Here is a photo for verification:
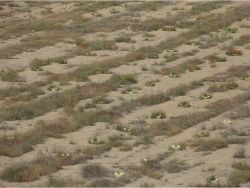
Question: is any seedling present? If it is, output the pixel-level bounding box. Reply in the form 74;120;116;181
59;153;70;158
225;27;237;33
151;111;166;119
88;136;104;145
148;54;159;59
7;136;15;140
114;171;125;178
31;67;43;71
121;87;136;94
186;41;198;46
129;61;137;66
207;175;219;183
169;144;185;151
116;125;131;132
48;85;60;92
141;157;161;169
200;93;212;100
167;49;178;53
223;119;232;125
197;131;210;137
169;72;178;78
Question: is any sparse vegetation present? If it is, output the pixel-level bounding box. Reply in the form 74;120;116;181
190;138;228;151
178;101;191;108
114;34;135;43
233;34;250;46
163;159;190;173
145;79;159;87
1;152;87;182
0;69;23;82
226;47;243;56
233;148;246;158
82;164;109;178
207;82;238;93
151;111;166;119
156;58;204;77
1;2;250;186
228;162;250;186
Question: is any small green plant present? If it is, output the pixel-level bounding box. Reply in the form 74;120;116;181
148;53;159;59
116;124;131;132
200;93;212;100
225;27;237;33
195;131;210;137
47;85;60;92
121;87;137;94
207;175;219;183
113;170;125;178
141;157;161;170
169;72;178;78
169;143;186;151
88;136;104;145
151;111;166;119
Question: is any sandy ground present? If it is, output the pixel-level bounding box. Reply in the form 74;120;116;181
0;1;249;187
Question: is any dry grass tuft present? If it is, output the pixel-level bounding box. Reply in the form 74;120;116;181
163;159;190;173
82;164;110;178
207;82;238;93
189;138;228;151
0;69;24;82
228;162;250;186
